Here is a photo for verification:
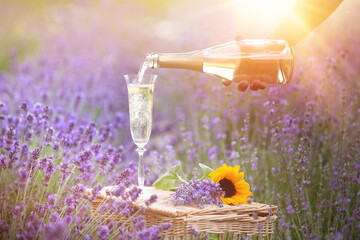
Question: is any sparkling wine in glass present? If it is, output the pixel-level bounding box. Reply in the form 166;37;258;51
124;74;157;188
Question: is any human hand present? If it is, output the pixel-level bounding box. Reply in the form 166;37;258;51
222;79;266;91
222;35;267;92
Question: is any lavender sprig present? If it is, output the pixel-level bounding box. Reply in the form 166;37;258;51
170;179;224;209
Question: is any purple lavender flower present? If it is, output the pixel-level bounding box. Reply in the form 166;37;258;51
72;184;85;199
0;154;6;171
135;223;172;240
207;147;218;160
286;204;296;215
126;186;142;202
111;185;125;198
38;157;48;170
97;225;110;240
16;216;42;239
189;226;201;239
43;220;67;240
18;167;29;187
4;127;14;152
132;216;146;231
83;122;97;144
332;232;344;240
48;194;57;208
45;127;54;145
43;156;55;186
145;194;158;207
20;102;28;116
171;179;224;209
301;201;309;211
27;147;41;177
51;212;59;222
64;195;76;208
89;184;104;202
98;125;112;143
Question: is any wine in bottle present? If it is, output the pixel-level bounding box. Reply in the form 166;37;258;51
144;39;294;84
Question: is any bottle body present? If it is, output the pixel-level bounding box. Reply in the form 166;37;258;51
147;39;294;84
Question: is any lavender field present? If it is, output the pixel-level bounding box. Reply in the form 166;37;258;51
0;0;359;239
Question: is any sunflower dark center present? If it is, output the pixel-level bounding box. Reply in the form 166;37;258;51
219;178;236;198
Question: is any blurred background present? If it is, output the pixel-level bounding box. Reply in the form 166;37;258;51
1;0;359;70
1;0;360;164
1;0;360;152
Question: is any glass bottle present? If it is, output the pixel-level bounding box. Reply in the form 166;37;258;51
146;39;294;84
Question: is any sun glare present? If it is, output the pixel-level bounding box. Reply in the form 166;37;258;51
260;0;295;15
231;0;296;36
234;0;295;23
254;0;294;16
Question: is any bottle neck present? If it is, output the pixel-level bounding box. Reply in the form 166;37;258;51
146;52;203;72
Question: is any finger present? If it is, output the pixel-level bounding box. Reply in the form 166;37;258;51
250;84;259;91
222;79;232;86
237;81;249;92
250;80;261;91
259;82;267;90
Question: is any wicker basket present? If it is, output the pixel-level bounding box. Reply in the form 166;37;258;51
88;186;277;239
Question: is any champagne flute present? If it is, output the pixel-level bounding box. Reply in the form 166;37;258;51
124;74;157;188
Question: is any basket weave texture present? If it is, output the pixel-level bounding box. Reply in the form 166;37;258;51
89;186;278;239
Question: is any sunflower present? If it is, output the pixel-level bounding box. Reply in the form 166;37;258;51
209;164;252;205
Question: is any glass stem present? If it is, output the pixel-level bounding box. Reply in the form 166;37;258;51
136;147;146;187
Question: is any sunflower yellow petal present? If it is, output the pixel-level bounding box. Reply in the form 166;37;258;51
210;164;252;206
235;181;250;191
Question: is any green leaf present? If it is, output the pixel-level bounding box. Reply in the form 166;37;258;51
169;164;181;174
153;164;183;190
153;176;178;190
199;163;213;180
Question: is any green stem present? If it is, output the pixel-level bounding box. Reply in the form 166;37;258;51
21;119;26;143
21;169;33;205
177;174;186;183
290;215;302;240
326;192;333;234
304;189;315;231
80;195;112;236
29;169;42;201
81;210;117;236
56;166;76;202
107;209;142;240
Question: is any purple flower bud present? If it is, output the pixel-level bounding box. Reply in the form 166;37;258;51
48;194;57;208
145;194;158;207
207;147;217;160
20;102;28;115
97;225;109;240
18;167;29;187
72;184;85;199
33;102;43;117
51;212;59;222
171;179;224;209
43;220;66;240
286;204;295;215
0;154;6;171
45;127;54;145
28;147;41;175
189;226;201;239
